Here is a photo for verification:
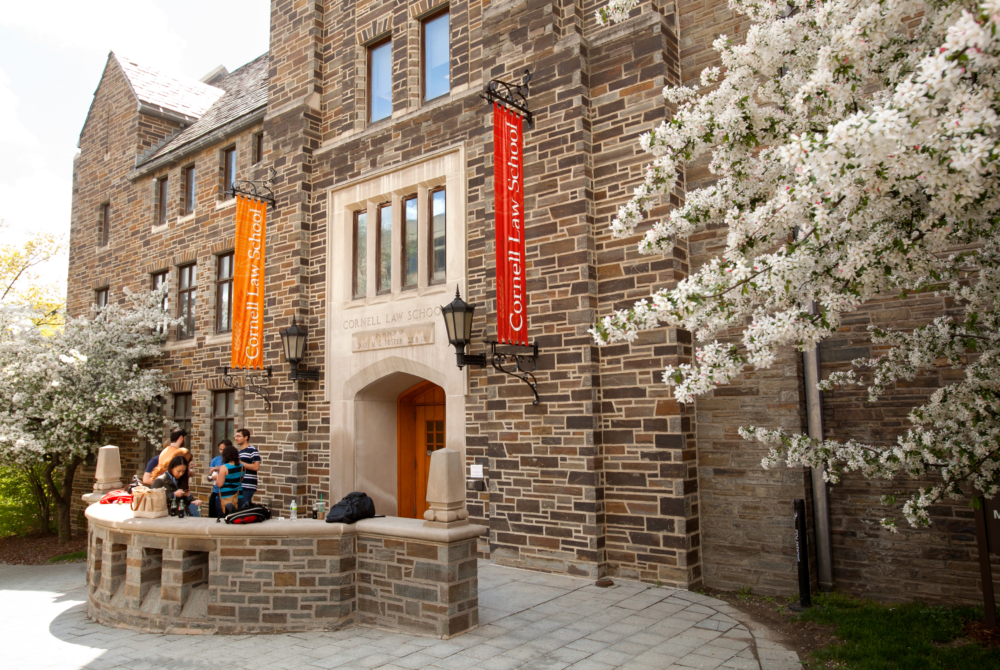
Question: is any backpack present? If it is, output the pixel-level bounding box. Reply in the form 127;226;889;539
325;492;376;524
218;503;271;525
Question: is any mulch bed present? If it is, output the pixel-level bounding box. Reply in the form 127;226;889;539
965;620;1000;649
0;533;88;565
702;588;838;662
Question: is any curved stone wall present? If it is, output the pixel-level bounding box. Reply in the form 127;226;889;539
86;504;485;636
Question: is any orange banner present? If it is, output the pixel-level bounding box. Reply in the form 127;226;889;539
231;195;267;369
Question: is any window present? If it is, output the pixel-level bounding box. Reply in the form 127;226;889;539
178;264;197;339
183;165;196;215
253;133;264;165
368;38;392;123
152;270;168;311
429;187;447;284
99;203;110;246
377;202;392;294
95;287;109;310
212;390;235;449
422;10;450;101
402;196;418;289
223;147;236;198
353;210;368;299
173;393;192;435
156;177;169;225
216;253;234;333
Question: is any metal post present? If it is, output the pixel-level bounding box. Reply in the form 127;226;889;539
794;498;812;609
974;497;997;628
803;336;834;592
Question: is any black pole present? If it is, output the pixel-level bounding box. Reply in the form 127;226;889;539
794;498;812;608
974;497;997;629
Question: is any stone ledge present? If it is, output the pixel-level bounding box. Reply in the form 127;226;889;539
87;504;487;543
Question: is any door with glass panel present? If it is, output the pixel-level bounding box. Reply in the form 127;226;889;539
396;381;446;519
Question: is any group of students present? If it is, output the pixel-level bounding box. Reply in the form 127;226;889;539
141;427;263;518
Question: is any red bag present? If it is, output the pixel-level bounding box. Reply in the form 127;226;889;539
99;489;133;505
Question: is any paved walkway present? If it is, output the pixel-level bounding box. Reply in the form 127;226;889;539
0;560;800;670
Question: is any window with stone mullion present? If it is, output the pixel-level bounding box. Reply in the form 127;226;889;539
352;185;446;299
178;263;197;339
212;390;235;451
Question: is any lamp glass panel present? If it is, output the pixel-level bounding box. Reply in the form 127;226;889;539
462;303;474;340
443;307;457;344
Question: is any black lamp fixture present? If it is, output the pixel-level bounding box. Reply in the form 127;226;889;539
441;288;541;405
442;289;487;369
280;317;320;381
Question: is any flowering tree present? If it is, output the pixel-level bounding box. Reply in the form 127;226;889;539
0;289;178;539
592;0;1000;529
0;219;64;330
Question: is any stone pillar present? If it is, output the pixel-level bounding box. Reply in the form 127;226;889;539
424;449;471;526
81;445;123;503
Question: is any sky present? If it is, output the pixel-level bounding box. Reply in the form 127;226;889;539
0;1;271;296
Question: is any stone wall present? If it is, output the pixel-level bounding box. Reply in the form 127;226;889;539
86;505;484;636
357;534;479;637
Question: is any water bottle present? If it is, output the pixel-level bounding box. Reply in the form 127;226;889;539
290;499;298;520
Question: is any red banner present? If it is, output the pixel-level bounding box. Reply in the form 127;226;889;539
494;103;528;346
231;195;267;369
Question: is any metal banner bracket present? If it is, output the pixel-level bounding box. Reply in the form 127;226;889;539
229;166;276;208
219;366;273;412
481;69;533;129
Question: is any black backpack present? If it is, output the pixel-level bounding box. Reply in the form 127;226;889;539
325;492;376;524
218;503;272;525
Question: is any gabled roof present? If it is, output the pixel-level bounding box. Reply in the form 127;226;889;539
132;54;269;175
115;53;225;123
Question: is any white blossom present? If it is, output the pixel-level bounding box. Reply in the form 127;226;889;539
593;0;1000;527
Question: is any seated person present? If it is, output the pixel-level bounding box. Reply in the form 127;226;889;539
142;428;188;485
213;444;244;516
151;454;202;516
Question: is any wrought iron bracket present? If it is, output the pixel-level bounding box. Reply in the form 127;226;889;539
229;166;276;207
481;69;533;129
289;363;320;381
219;366;273;412
460;341;540;405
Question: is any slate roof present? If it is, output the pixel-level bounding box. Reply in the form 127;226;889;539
115;54;225;121
135;53;269;169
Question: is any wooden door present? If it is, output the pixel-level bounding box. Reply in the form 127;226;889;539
397;381;446;519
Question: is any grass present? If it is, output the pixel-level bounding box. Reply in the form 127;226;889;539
799;592;1000;670
48;550;86;563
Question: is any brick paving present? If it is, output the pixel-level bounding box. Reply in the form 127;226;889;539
0;560;800;670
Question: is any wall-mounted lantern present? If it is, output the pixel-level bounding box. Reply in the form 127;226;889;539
441;288;541;405
279;317;319;381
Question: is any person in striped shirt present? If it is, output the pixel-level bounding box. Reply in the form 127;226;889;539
235;428;261;507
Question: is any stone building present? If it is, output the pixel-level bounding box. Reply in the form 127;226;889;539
67;0;997;605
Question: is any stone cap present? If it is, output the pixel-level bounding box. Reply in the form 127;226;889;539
86;503;486;543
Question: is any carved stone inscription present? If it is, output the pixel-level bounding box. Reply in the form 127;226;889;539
352;323;435;353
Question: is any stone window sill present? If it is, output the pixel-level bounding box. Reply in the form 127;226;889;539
345;284;450;309
179;213;195;224
163;338;198;352
151;222;169;235
204;333;231;346
216;198;236;211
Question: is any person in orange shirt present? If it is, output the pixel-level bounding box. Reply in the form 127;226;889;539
142;429;190;485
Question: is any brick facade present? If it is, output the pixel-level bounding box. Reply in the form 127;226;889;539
67;0;998;605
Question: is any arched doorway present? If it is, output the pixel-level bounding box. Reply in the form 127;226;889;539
397;380;446;519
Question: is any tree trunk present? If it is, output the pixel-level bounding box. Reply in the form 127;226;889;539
43;454;83;541
22;465;52;534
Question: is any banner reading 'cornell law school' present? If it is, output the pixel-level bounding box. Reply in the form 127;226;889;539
231;195;267;369
493;103;528;346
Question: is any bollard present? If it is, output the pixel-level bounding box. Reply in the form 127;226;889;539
793;498;812;609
